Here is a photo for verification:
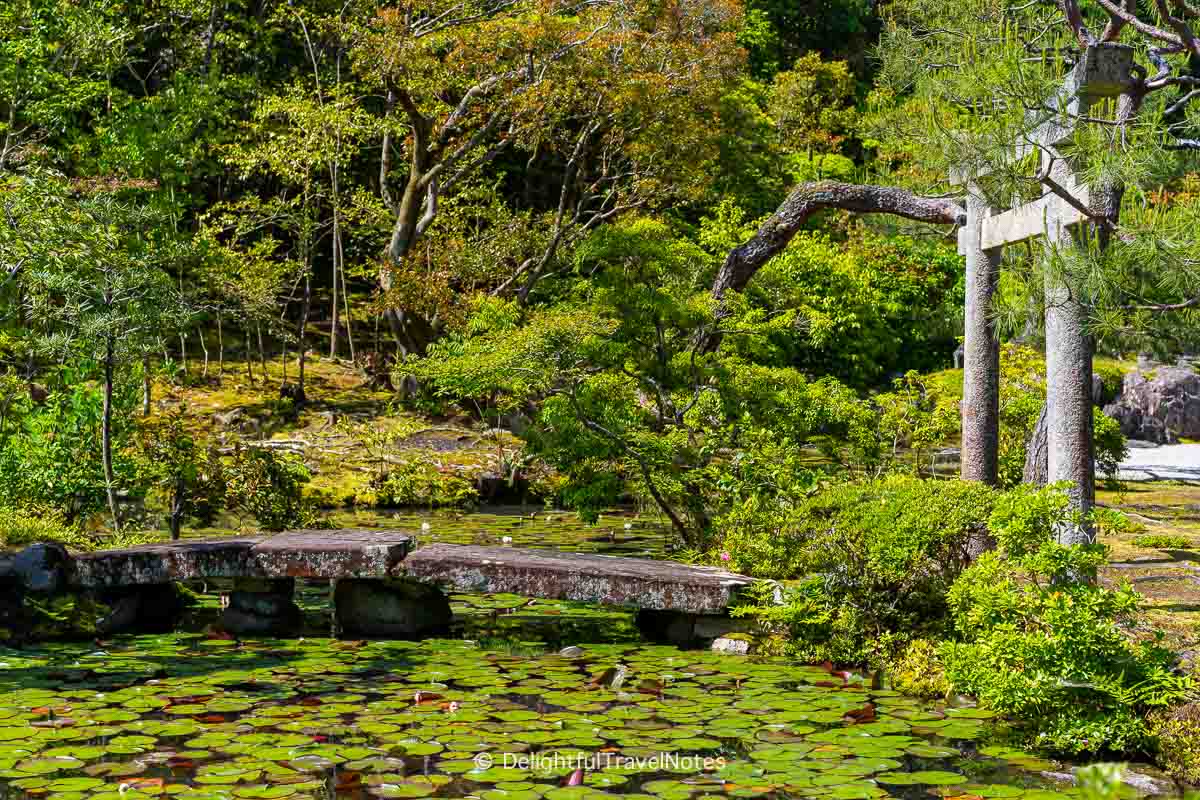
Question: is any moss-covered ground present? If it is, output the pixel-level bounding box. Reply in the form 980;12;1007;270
153;356;527;514
1099;481;1200;665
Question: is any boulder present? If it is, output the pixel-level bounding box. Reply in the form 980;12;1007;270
334;578;452;637
711;635;752;655
220;578;301;636
9;543;70;593
96;584;187;634
636;609;750;646
1104;366;1200;443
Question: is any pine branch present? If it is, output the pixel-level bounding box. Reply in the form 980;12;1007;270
711;182;966;302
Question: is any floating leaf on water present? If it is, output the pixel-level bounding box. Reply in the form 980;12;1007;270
877;770;968;786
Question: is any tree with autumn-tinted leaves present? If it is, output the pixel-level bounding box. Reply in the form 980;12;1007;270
353;0;745;355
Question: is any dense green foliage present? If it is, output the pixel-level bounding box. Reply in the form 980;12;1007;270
943;485;1191;755
726;479;1193;755
726;476;997;663
5;0;1200;771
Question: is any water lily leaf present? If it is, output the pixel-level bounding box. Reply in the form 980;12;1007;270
877;770;967;786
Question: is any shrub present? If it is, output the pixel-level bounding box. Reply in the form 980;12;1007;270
1093;361;1127;406
224;445;325;532
0;505;90;551
996;344;1128;488
889;639;950;700
0;380;141;521
137;409;225;537
1132;533;1192;550
724;476;997;663
1093;506;1143;537
1150;703;1200;784
940;484;1192;755
375;462;479;509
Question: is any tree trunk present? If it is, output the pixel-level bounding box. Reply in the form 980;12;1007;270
142;354;152;416
704;181;965;352
339;232;356;361
1023;404;1049;486
382;119;440;357
960;186;1002;485
245;329;254;383
179;331;188;381
169;477;185;541
330;170;342;359
217;312;225;385
199;328;210;379
256;322;267;383
298;272;310;403
103;335;120;533
1045;224;1095;545
1040;85;1138;545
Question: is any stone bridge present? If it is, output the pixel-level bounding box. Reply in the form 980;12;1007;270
1;531;754;644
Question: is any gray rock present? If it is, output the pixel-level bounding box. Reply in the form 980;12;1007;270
11;543;70;593
692;615;752;639
1041;766;1174;796
228;579;296;617
558;645;584;658
635;609;699;644
221;604;302;636
97;584;187;634
334;578;452;637
220;578;301;636
1118;769;1174;795
711;636;751;655
1105;366;1200;443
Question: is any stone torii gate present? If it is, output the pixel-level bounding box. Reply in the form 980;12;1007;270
954;44;1133;537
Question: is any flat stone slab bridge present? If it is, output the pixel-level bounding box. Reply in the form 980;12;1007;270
3;530;754;641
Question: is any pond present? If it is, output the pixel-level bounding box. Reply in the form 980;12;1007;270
0;632;1078;800
0;510;1145;800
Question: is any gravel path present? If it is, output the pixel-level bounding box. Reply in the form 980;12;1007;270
1119;442;1200;481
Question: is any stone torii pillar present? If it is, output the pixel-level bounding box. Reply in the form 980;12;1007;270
951;45;1133;526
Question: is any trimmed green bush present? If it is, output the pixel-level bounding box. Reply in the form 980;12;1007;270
941;484;1192;755
724;476;997;663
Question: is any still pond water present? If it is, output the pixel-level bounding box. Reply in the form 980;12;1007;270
0;510;1148;800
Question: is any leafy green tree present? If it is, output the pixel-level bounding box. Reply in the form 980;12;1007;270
0;0;131;169
4;172;180;529
137;409;224;540
413;218;895;545
354;0;744;354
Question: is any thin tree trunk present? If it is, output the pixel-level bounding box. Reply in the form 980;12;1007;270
169;478;184;541
142;354;152;416
298;273;311;402
179;331;188;381
339;232;356;361
330;174;342;359
245;329;254;383
257;322;267;383
960;186;1002;485
217;312;225;385
103;334;120;533
199;328;210;379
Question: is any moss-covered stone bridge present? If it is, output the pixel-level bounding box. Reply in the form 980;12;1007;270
0;531;754;644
